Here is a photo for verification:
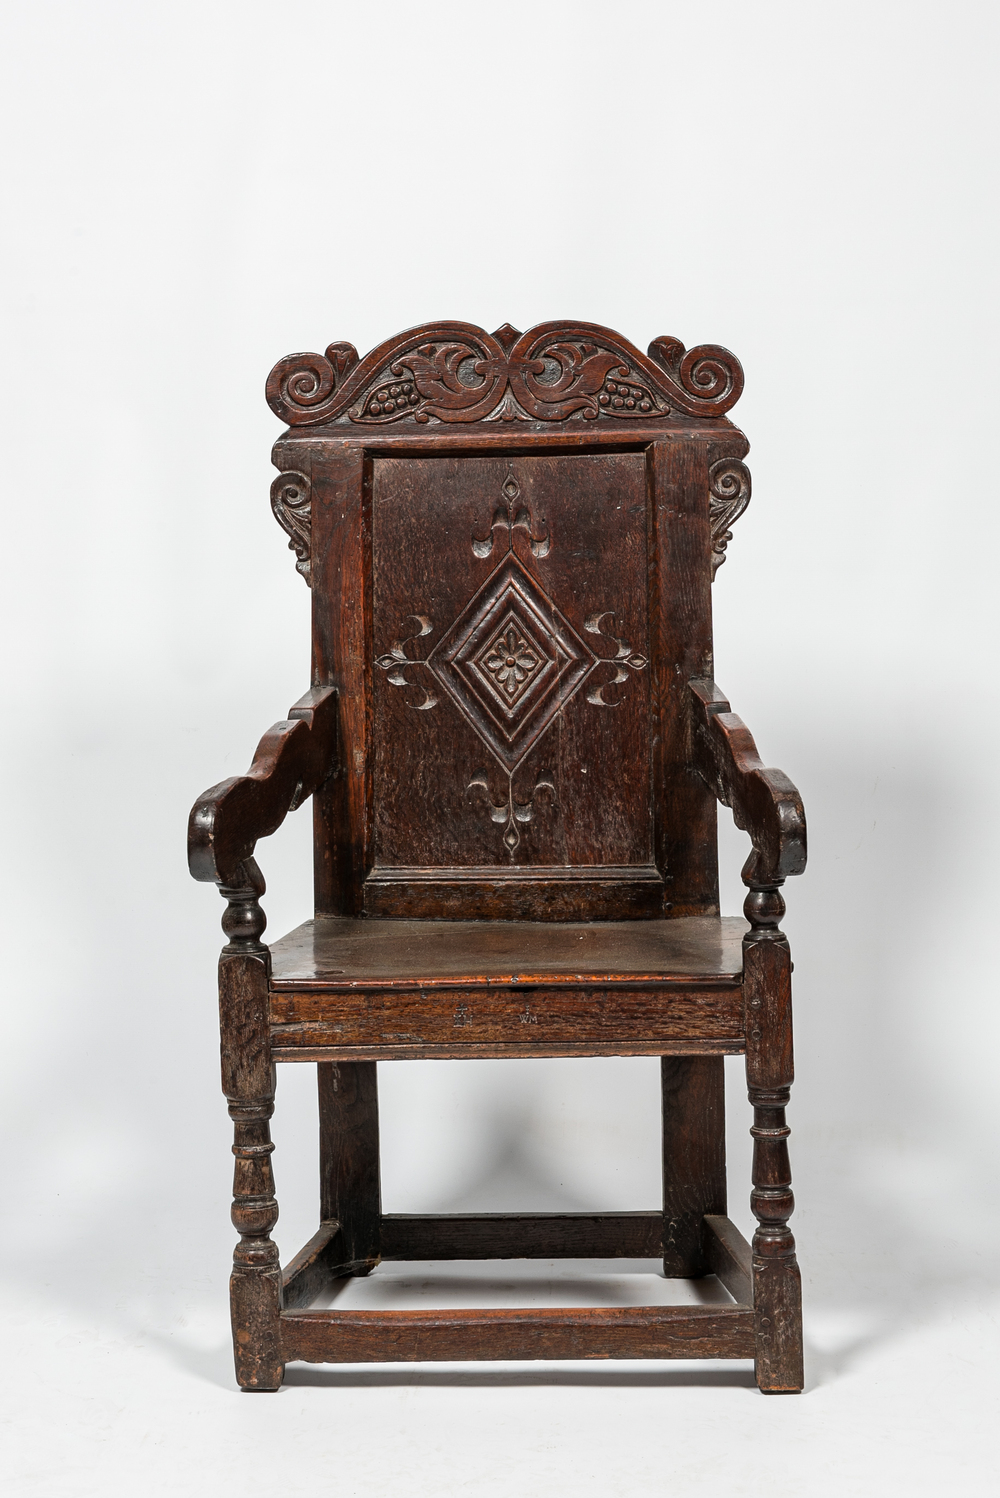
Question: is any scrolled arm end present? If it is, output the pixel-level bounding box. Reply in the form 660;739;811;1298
187;685;338;891
689;678;807;900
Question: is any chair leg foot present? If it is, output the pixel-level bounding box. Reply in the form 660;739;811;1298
753;1254;803;1393
231;1266;285;1391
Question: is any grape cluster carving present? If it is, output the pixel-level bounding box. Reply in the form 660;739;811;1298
365;381;421;417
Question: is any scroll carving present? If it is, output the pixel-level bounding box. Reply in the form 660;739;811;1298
708;460;752;576
270;471;312;585
266;321;744;427
266;341;359;426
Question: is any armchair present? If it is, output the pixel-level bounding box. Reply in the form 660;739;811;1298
188;319;807;1391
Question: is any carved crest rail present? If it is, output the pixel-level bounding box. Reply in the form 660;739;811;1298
266;320;743;428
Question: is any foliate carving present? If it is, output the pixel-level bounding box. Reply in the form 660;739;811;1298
374;466;649;856
266;321;744;426
270;471;312;585
708;459;752;576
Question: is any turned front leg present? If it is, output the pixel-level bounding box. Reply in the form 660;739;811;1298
744;882;803;1393
219;860;283;1391
228;1096;282;1389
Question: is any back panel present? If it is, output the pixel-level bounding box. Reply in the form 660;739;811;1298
369;453;654;911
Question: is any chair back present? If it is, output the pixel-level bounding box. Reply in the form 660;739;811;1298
267;321;750;921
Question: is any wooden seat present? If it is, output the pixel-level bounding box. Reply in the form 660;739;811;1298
189;319;807;1393
269;916;747;1061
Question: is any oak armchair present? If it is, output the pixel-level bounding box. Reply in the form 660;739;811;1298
188;320;807;1392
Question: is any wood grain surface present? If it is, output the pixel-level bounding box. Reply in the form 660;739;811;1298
280;1304;755;1363
269;915;747;987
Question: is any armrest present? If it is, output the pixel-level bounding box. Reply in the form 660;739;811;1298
689;679;806;886
188;686;337;886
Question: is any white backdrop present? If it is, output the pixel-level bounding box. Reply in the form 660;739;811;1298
3;2;999;1493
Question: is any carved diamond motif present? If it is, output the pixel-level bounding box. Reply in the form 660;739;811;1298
427;557;597;770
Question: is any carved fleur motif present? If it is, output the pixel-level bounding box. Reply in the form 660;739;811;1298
472;464;549;559
467;770;556;856
374;614;438;710
584;613;649;707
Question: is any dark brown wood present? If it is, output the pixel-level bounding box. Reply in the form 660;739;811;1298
744;927;803;1393
281;1221;342;1310
275;1040;744;1064
189;319;807;1389
280;1304;755;1364
309;445;368;916
689;678;806;887
661;1057;727;1277
268;917;745;1059
651;441;721;918
318;1062;381;1274
380;1212;664;1261
189;686;338;887
363;868;665;921
219;950;283;1390
266;321;743;428
703;1215;753;1306
269;915;746;987
289;330;751;926
367;451;655;919
271;988;742;1058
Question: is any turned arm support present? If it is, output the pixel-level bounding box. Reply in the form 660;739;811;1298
689;679;806;895
188;685;338;891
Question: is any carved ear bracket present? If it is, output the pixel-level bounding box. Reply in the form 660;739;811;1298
270;470;312;585
708;459;751;577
